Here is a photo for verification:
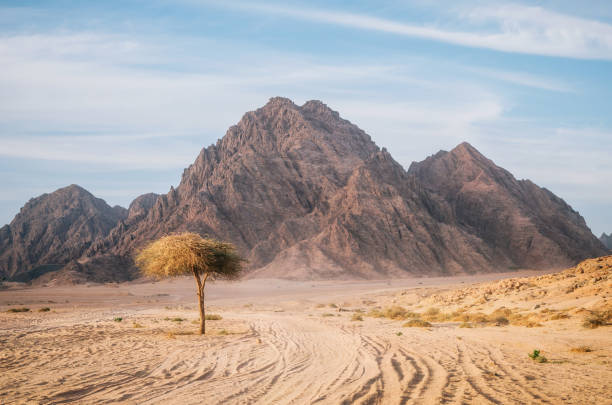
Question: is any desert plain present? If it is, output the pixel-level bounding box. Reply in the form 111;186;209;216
1;257;611;405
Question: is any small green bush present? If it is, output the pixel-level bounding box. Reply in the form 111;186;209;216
38;307;51;312
528;349;547;363
113;317;123;322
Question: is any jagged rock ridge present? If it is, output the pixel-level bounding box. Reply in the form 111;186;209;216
600;233;612;250
0;98;607;282
0;185;127;281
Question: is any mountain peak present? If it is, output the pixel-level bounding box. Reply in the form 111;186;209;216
264;96;297;109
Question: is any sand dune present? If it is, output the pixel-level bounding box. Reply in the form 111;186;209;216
1;263;610;404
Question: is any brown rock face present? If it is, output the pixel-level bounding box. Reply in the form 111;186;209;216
408;142;607;269
1;98;607;282
0;185;127;281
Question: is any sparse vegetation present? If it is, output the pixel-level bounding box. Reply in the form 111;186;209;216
329;303;338;308
136;233;244;334
351;313;363;321
459;322;473;328
396;331;403;336
7;307;30;313
133;322;143;328
38;307;51;312
582;310;611;329
322;313;334;317
218;329;229;335
403;319;432;328
205;314;222;320
113;317;123;322
570;346;593;353
528;349;547;363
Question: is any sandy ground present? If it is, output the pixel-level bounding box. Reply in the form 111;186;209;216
1;268;610;405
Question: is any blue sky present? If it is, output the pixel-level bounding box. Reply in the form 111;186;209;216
0;0;611;235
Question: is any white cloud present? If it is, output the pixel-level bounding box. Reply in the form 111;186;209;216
0;134;199;169
215;1;612;60
466;67;572;92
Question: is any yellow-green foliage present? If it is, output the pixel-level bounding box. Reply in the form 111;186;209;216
136;233;244;280
205;314;222;320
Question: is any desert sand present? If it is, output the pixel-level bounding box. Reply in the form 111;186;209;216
1;260;611;404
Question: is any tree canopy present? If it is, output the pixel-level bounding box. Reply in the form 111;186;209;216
136;232;243;280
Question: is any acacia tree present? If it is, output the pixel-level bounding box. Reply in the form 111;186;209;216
135;233;244;334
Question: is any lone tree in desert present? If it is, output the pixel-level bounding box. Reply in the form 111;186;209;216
136;233;244;334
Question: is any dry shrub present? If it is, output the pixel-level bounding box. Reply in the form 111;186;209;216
133;322;143;328
315;303;325;308
403;319;432;328
322;313;334;317
205;314;222;320
459;322;473;328
7;307;29;313
384;306;417;320
492;316;509;326
351;314;363;321
570;346;593;353
582;310;611;329
366;309;385;318
38;307;51;312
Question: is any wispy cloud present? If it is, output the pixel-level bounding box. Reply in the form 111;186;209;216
213;1;612;60
466;67;573;92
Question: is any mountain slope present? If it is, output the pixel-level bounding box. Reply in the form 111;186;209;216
0;185;127;281
600;233;612;250
408;142;607;269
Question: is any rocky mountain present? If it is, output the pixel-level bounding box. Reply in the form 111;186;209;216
1;98;607;282
0;185;127;281
600;233;612;250
408;142;607;269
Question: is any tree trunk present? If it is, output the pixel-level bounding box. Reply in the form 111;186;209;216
198;289;205;335
193;270;209;335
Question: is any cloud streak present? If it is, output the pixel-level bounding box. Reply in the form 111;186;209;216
216;1;612;60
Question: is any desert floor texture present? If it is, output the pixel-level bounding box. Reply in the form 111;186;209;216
1;261;611;404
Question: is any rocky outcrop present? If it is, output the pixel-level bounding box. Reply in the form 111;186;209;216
600;233;612;250
0;185;127;281
1;98;607;282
